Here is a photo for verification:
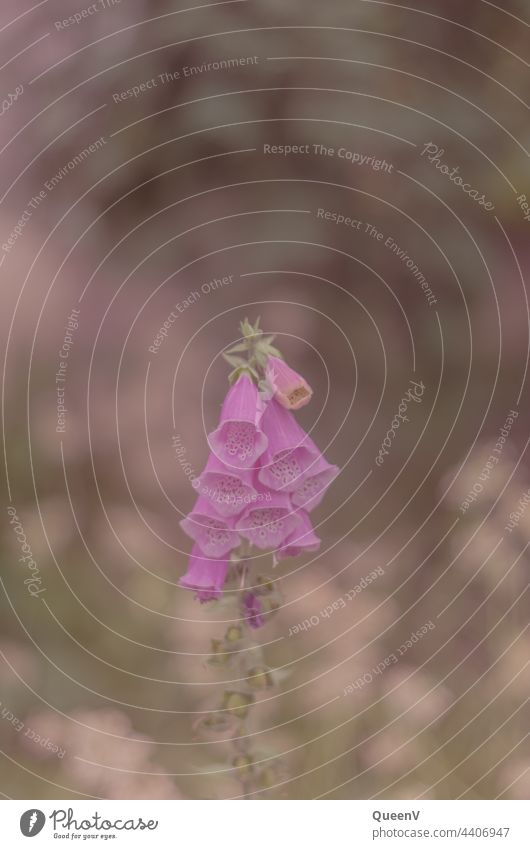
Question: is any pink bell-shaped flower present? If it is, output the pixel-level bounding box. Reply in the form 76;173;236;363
208;373;268;469
180;496;240;557
276;510;321;561
266;355;313;410
291;456;339;512
195;453;258;518
179;545;230;602
236;491;300;550
258;399;319;492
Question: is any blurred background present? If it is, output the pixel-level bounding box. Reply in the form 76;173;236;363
0;0;529;799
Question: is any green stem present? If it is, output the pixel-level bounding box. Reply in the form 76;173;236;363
195;547;283;797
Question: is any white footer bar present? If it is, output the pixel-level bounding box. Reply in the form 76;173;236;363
2;800;526;847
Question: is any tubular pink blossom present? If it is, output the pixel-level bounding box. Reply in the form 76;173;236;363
195;453;258;517
180;496;240;557
236;491;301;550
276;510;321;560
291;457;340;512
179;545;230;602
208;373;268;469
258;399;320;492
266;355;313;410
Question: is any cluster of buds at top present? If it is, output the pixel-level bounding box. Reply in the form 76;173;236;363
179;319;339;607
224;317;314;411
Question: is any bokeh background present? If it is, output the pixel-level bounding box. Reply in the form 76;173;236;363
0;0;529;800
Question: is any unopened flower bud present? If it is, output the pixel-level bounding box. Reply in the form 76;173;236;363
208;639;230;665
260;596;280;615
192;712;239;741
257;766;278;789
222;691;255;719
225;625;244;642
256;576;275;593
266;355;313;410
246;667;274;689
232;754;254;775
242;592;265;630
